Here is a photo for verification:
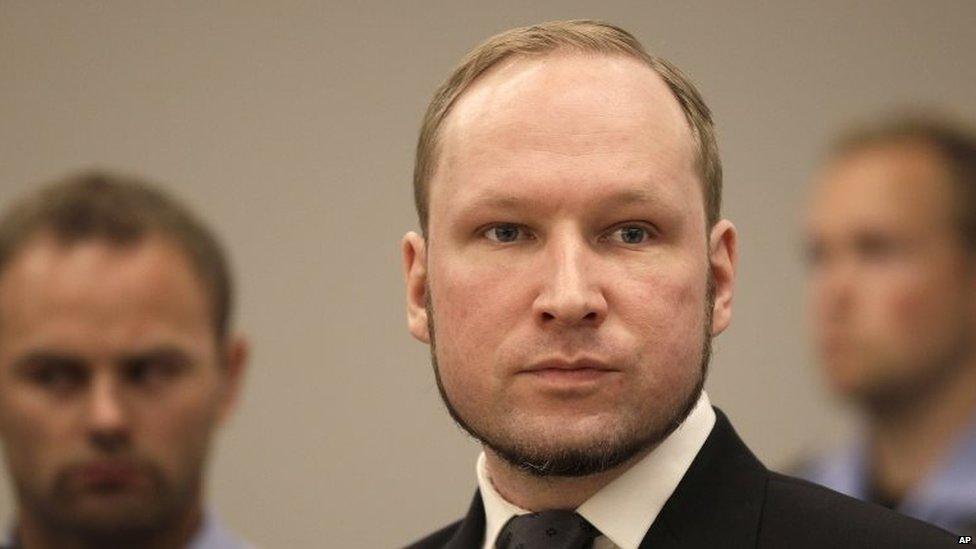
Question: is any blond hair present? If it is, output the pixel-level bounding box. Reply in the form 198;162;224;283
412;19;721;234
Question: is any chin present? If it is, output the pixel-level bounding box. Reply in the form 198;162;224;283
517;410;622;443
71;497;164;524
479;408;664;477
30;479;189;541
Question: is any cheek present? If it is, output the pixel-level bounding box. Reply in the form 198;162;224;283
428;255;548;415
137;384;222;469
865;273;950;342
625;258;707;336
621;264;708;382
0;399;76;486
431;261;528;357
607;260;706;376
889;289;929;331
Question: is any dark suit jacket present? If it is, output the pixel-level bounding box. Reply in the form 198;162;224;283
406;409;957;548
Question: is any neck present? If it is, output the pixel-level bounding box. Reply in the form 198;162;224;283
17;503;203;549
866;359;976;502
483;446;652;511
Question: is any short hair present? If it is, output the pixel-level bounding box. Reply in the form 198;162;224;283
0;171;234;340
829;113;976;252
413;19;722;235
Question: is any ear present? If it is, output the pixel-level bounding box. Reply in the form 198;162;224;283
708;219;738;336
216;335;249;425
402;231;431;343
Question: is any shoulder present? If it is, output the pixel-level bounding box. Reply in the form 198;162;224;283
758;471;958;547
402;519;464;549
791;440;867;497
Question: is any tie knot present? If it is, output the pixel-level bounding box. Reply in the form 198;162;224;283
495;510;599;549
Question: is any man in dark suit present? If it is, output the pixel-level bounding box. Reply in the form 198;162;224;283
400;20;957;548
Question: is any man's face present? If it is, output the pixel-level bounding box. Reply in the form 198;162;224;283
806;141;976;409
403;53;736;476
0;235;245;538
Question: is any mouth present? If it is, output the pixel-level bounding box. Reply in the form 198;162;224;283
72;461;146;490
519;358;619;385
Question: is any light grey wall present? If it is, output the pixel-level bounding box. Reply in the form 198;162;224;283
1;1;974;547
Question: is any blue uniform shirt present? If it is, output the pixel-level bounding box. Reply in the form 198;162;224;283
800;413;976;535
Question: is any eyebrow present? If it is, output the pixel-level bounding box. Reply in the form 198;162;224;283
600;188;663;207
117;347;193;367
11;345;192;371
12;352;87;372
458;193;521;213
457;187;666;214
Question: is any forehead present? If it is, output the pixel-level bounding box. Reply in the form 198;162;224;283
0;235;213;348
431;52;698;216
809;141;955;234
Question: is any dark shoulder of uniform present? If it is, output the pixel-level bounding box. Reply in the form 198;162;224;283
759;471;958;548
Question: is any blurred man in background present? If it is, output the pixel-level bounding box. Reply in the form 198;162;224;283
0;173;250;548
803;114;976;534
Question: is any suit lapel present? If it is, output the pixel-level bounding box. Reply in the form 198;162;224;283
442;410;766;549
445;491;487;549
639;408;768;548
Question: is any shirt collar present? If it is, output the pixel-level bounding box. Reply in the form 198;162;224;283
6;508;248;549
478;451;530;549
188;510;250;549
477;391;716;549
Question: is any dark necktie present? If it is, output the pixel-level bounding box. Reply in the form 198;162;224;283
495;510;600;549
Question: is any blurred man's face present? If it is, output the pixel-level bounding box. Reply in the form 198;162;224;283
403;53;736;476
806;141;976;409
0;235;245;540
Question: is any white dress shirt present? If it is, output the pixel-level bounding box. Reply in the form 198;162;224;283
478;391;716;549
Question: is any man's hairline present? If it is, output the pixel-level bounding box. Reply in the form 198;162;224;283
0;229;232;350
825;136;976;259
421;48;709;237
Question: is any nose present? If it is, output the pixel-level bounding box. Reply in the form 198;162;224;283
812;256;855;325
532;235;608;328
86;374;131;450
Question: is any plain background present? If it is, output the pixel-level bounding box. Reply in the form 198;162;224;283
1;1;975;547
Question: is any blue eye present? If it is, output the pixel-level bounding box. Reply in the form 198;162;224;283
610;225;651;244
485;224;525;243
